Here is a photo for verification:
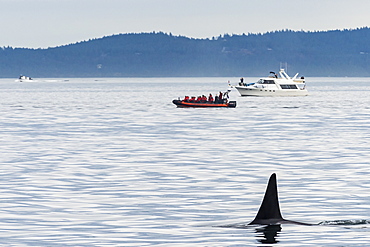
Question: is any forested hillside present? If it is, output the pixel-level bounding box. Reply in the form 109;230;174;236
1;27;369;77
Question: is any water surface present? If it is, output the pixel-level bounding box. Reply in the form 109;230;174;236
0;77;370;246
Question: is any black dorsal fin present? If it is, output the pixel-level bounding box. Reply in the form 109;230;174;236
249;173;283;225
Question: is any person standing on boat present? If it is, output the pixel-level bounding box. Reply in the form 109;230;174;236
218;91;223;100
223;91;229;103
239;77;244;86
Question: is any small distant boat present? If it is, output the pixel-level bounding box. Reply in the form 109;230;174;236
172;99;236;108
232;69;308;97
16;75;34;82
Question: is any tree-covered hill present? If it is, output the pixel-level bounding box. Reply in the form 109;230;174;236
1;27;369;77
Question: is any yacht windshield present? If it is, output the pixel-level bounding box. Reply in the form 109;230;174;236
257;79;275;84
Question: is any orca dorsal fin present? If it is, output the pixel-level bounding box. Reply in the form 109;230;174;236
249;173;284;225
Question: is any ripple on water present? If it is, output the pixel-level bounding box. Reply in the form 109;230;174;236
0;78;370;245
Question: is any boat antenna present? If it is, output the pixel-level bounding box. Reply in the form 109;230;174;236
280;62;288;73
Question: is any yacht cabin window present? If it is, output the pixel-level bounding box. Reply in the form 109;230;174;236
280;85;298;89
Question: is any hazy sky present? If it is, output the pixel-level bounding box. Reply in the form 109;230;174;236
1;0;369;48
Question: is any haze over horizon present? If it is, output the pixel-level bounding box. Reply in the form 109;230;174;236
1;0;369;48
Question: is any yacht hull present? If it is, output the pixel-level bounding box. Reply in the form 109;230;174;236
235;87;308;97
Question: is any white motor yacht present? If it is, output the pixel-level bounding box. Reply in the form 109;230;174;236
233;69;308;96
16;75;34;82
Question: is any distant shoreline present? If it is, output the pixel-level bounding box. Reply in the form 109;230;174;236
1;28;370;77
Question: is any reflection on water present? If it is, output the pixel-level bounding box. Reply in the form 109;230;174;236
256;225;282;244
0;77;370;246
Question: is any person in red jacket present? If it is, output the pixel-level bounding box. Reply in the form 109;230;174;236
202;95;207;102
219;91;223;100
208;93;214;102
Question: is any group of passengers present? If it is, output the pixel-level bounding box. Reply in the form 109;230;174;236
183;91;228;104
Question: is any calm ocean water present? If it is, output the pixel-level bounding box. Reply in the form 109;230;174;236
0;77;370;246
